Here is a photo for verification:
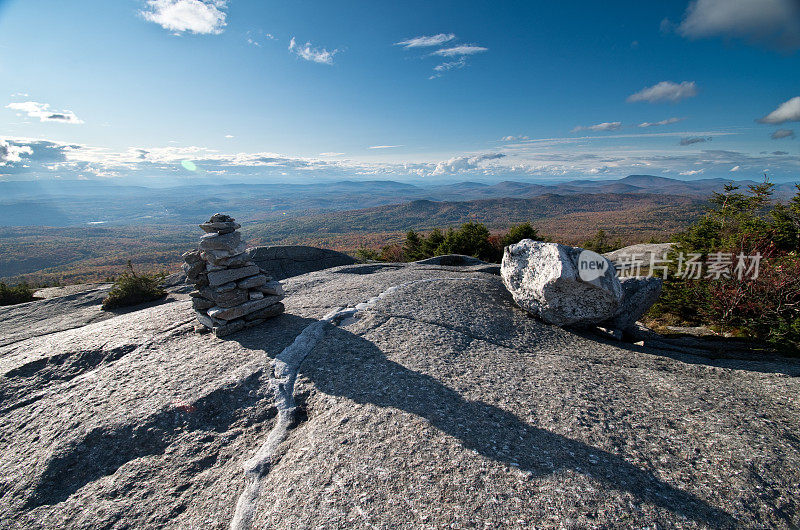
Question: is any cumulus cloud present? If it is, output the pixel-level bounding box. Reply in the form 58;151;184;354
288;37;338;64
771;129;796;139
500;135;530;142
141;0;227;35
627;81;698;103
431;153;505;176
758;97;800;124
0;139;33;165
6;101;83;124
638;117;685;128
677;0;800;51
431;45;488;57
571;122;623;133
680;136;712;145
319;152;345;156
395;34;456;48
679;169;704;176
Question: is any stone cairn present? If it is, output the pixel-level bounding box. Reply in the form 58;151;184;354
183;213;285;337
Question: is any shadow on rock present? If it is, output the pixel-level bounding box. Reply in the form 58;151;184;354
297;323;738;528
573;327;800;377
22;314;317;510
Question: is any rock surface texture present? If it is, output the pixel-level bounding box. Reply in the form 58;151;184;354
501;240;623;326
183;214;285;337
1;261;799;528
602;276;663;331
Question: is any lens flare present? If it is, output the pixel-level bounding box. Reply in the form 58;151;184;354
181;160;197;171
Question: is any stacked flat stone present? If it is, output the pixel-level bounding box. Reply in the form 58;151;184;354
183;213;285;337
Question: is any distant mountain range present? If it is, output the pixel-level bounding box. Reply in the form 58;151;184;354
0;175;795;227
1;192;707;284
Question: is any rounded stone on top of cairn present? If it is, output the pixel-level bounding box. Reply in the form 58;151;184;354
183;213;285;337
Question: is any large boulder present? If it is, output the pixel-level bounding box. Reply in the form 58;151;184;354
501;240;623;326
247;245;356;280
602;276;663;331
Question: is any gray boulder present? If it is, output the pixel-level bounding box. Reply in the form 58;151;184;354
501;240;623;326
602;276;662;331
248;245;356;280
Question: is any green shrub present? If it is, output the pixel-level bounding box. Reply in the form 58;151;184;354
0;282;35;306
436;222;500;262
501;222;542;248
645;178;800;354
102;261;167;310
354;245;381;263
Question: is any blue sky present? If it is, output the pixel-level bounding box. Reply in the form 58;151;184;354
0;0;798;184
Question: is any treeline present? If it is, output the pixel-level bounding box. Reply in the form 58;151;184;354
0;282;34;306
356;221;549;263
355;221;627;264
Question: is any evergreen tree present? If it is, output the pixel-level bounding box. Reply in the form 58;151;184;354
402;230;423;261
502;222;540;247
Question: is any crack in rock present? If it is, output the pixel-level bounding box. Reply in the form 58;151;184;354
229;277;484;530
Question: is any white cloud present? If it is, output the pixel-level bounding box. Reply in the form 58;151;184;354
680;169;704;175
730;165;740;171
224;134;234;138
428;58;467;79
0;138;33;165
368;145;402;149
246;31;276;47
638;117;685;128
500;135;530;142
431;153;505;176
677;0;800;51
433;58;466;72
319;152;345;156
771;129;796;139
395;34;456;48
5;130;799;184
757;97;800;124
627;81;698;103
431;45;488;57
288;37;338;65
6;101;83;124
571;122;622;133
141;0;227;35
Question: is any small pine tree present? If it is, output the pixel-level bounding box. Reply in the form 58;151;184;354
403;230;423;261
420;228;445;258
581;229;620;254
502;222;541;248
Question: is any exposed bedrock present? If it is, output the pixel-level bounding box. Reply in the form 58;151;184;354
1;262;798;528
